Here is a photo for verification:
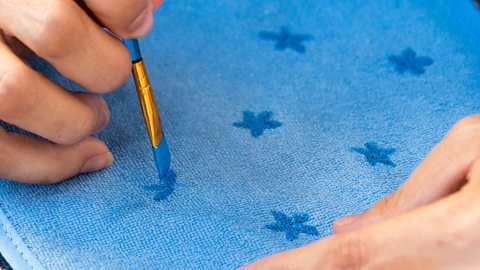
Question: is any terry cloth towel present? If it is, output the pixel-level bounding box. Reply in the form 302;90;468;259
1;0;480;269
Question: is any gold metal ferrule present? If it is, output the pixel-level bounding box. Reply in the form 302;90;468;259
132;60;164;147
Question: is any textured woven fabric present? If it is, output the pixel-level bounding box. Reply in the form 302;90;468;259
1;0;480;269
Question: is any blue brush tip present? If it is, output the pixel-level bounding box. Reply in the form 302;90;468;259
153;137;171;179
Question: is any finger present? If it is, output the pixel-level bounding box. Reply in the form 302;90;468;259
81;0;154;38
153;0;165;9
0;41;110;145
0;128;113;184
334;116;480;233
245;185;479;270
0;0;131;93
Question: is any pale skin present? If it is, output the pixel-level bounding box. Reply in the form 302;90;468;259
0;1;479;269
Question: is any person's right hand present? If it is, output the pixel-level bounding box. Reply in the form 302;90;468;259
244;115;480;269
0;0;163;184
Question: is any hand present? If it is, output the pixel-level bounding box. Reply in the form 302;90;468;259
0;0;163;183
244;115;480;269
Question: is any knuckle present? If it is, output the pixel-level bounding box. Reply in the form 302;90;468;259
330;235;368;270
0;65;31;117
31;3;80;59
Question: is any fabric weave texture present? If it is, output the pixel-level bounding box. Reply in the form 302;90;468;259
1;0;480;269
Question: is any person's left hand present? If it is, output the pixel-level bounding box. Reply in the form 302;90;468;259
243;116;480;269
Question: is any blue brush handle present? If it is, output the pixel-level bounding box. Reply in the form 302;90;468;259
124;39;142;62
122;38;172;179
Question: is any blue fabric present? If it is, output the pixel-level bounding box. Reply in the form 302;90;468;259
1;0;480;269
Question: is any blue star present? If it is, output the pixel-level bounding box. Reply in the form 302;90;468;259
266;211;319;241
259;27;314;54
233;111;282;138
388;48;433;75
145;170;176;201
351;142;396;167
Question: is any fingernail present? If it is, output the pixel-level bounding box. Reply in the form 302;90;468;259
127;6;153;37
335;214;360;228
81;152;114;173
93;102;110;134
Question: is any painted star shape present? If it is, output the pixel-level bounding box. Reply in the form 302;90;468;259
259;27;314;54
351;142;396;167
233;111;282;138
145;170;177;201
388;47;433;75
266;211;319;241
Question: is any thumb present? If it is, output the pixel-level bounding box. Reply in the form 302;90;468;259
334;118;480;233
